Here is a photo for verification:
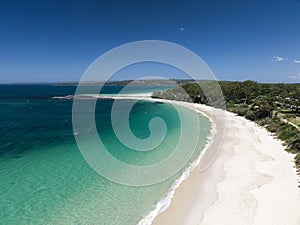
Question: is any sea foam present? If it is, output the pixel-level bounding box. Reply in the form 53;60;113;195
137;113;216;225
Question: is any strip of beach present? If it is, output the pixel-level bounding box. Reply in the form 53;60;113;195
57;93;300;224
152;101;300;225
109;95;300;225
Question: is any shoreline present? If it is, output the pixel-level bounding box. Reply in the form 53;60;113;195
136;100;218;225
57;93;223;224
152;101;300;225
151;101;229;225
56;94;300;224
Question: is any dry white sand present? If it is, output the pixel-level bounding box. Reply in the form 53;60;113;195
70;93;300;225
152;102;300;225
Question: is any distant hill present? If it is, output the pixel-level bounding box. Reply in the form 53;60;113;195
53;79;200;86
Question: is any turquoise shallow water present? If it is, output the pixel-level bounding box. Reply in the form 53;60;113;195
0;85;211;224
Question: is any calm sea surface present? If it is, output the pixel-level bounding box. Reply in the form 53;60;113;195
0;85;211;224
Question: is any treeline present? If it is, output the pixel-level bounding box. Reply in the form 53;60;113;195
152;80;300;166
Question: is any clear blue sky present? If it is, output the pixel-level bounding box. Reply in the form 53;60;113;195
1;0;300;83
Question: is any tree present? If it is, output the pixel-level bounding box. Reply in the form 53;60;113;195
252;95;274;119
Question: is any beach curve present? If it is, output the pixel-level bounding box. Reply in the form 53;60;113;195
56;93;300;225
151;101;300;225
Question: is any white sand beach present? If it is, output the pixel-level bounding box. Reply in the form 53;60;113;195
69;93;300;225
152;101;300;225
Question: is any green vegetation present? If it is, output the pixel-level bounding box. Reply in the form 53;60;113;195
153;80;300;167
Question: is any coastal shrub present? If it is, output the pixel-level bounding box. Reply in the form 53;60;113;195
226;100;235;109
245;110;256;121
258;117;273;126
278;125;298;141
288;141;300;154
265;123;278;133
295;154;300;166
284;113;296;119
231;104;249;116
